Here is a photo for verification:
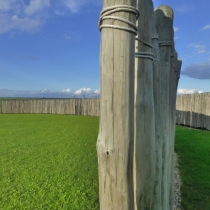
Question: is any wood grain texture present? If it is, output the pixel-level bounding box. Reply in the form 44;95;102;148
155;5;174;210
152;8;162;210
169;51;182;208
134;0;156;209
97;0;137;209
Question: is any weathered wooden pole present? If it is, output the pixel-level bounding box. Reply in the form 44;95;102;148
97;1;138;209
152;9;163;210
134;0;156;209
169;51;180;205
155;5;174;209
170;40;182;205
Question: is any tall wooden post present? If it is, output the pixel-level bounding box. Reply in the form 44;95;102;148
134;0;156;209
97;0;138;209
155;5;174;209
152;9;162;210
169;33;182;210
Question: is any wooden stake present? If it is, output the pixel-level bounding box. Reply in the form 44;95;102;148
155;5;174;209
152;8;162;210
134;0;156;209
97;0;137;209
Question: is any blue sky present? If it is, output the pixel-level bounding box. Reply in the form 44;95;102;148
0;0;209;98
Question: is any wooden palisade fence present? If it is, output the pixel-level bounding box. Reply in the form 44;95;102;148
0;1;183;209
2;94;210;133
176;93;210;130
97;0;181;210
1;99;100;116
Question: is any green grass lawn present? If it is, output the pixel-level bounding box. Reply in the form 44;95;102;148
1;114;210;210
0;114;99;210
175;126;210;210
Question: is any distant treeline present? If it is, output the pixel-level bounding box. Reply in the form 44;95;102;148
176;93;210;130
0;99;100;116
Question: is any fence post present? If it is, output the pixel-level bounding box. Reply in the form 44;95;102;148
151;7;163;210
96;0;138;209
155;5;174;209
134;0;156;208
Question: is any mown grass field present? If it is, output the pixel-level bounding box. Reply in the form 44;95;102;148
1;114;210;210
0;114;99;209
175;126;210;210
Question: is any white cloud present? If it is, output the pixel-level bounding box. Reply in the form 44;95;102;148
0;0;101;34
63;88;72;93
0;13;42;34
201;24;210;30
62;0;98;13
74;87;91;95
54;10;66;16
64;0;88;13
189;43;206;54
25;0;50;16
0;87;100;98
0;1;13;11
0;0;46;34
177;89;204;95
42;88;52;93
94;89;100;94
73;87;100;97
174;27;179;32
63;0;81;13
